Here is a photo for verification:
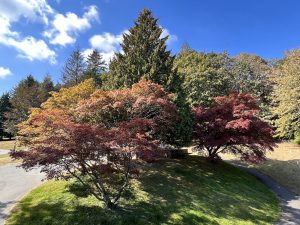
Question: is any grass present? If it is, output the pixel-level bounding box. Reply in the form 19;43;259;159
0;139;25;150
6;155;279;225
0;140;23;165
222;142;300;195
0;154;15;166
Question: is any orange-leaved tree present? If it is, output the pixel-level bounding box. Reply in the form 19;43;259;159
11;80;178;209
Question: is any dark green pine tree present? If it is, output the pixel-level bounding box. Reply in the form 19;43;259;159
108;9;192;146
84;49;106;88
0;93;12;139
108;8;180;93
39;74;55;103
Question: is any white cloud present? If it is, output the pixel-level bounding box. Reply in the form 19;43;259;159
83;48;116;64
0;67;12;78
0;17;18;38
84;31;126;64
84;27;177;65
0;0;53;25
0;0;56;63
89;32;123;52
45;5;99;46
0;17;56;64
161;28;178;44
4;36;56;63
0;1;99;63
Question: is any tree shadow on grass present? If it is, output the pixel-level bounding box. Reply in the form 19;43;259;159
128;156;278;224
0;200;15;221
6;156;279;225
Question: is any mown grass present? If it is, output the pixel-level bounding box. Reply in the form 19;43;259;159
255;142;300;195
222;142;300;195
6;156;279;225
0;140;24;150
0;140;23;165
0;154;15;166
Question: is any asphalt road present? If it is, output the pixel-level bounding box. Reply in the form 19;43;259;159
0;150;9;156
229;161;300;225
0;164;44;225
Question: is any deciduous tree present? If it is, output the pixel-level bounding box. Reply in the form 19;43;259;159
175;47;231;107
271;49;300;138
231;53;273;107
193;93;275;162
12;80;178;209
42;78;95;110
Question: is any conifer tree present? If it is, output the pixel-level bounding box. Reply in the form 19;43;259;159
107;9;191;146
0;93;12;139
85;49;106;87
62;48;86;87
108;8;180;93
5;75;42;136
40;74;55;103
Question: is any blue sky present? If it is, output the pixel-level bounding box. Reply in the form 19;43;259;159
1;0;300;94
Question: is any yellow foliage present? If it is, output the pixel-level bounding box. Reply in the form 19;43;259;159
272;49;300;138
42;79;95;110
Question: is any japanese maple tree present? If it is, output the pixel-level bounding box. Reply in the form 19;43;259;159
11;80;178;209
192;93;276;162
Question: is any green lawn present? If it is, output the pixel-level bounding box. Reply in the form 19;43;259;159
6;156;280;225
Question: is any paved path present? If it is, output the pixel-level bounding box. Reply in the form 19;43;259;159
0;150;9;156
228;161;300;225
0;164;44;225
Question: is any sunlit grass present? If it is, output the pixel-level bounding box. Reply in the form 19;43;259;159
0;140;25;150
6;156;279;225
0;140;23;165
222;142;300;195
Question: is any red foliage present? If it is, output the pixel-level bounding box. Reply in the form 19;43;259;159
75;80;179;144
192;93;276;163
11;80;178;209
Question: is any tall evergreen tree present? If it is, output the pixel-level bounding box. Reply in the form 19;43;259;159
40;74;55;103
0;93;12;139
62;48;86;87
85;49;106;87
5;75;42;136
107;8;180;93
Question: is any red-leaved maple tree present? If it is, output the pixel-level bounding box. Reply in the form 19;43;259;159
192;93;276;163
11;80;178;209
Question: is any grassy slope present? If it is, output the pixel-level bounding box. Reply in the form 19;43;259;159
6;156;279;225
223;142;300;195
